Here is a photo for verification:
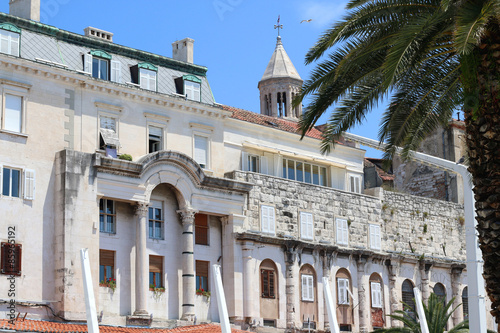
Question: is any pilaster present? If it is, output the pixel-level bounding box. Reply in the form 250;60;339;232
451;266;465;325
387;259;401;327
419;262;432;304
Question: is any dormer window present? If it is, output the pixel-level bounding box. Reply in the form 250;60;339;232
175;75;201;102
130;63;157;91
83;50;121;83
0;23;20;57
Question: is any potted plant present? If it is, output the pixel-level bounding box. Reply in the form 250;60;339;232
196;288;211;297
99;278;116;292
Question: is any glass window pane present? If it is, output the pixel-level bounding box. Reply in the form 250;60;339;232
282;159;287;178
107;216;113;232
100;59;108;80
296;162;303;182
305;163;312;184
313;165;319;185
1;34;9;54
99;265;104;282
106;200;114;214
2;167;10;195
149;207;153;219
92;58;99;78
99;215;104;231
149;272;153;286
287;160;295;180
106;266;112;280
149;221;154;238
155;208;162;220
5;94;22;133
11;169;20;197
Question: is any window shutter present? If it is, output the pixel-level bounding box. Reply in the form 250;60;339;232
300;213;307;239
23;169;35;200
308;276;314;301
356;177;361;193
1;243;22;276
301;275;308;300
241;152;248;171
149;255;163;274
260;156;268;175
84;53;92;73
268;207;275;234
194;135;208;167
269;270;275;297
338;279;345;304
261;206;269;233
343;220;349;245
100;116;116;132
111;60;121;83
307;214;313;240
99;250;114;267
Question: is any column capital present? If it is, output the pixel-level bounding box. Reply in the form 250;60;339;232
177;207;198;224
134;202;149;216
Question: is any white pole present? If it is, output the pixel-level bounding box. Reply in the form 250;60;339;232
80;248;99;333
322;277;340;333
413;288;430;333
342;132;487;332
212;264;231;333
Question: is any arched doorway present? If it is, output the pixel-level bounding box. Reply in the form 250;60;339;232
300;264;318;329
260;259;279;326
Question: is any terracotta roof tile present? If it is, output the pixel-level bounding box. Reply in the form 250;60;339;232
0;319;247;333
222;104;324;140
364;158;394;181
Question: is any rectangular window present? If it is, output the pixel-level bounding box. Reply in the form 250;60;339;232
261;205;275;235
148;201;163;239
140;68;157;91
148;126;163;153
301;274;314;301
349;175;362;193
99;249;114;283
261;268;275;298
0;30;19;57
369;224;381;250
2;166;21;198
92;57;109;80
282;158;327;186
185;80;201;101
196;260;209;292
371;282;382;308
247;154;260;173
99;115;119;154
4;94;22;133
300;212;314;241
99;199;115;233
194;135;208;168
338;278;350;305
195;214;209;245
336;218;349;246
1;242;21;276
149;255;163;288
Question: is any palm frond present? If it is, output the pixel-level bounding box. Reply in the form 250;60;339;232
454;0;495;54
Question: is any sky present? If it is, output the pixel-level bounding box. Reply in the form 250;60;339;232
0;0;385;157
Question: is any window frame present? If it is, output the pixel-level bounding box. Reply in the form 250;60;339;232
193;133;210;169
195;213;209;246
99;249;115;283
370;281;383;308
99;198;116;234
349;174;362;194
260;205;276;235
0;165;35;200
0;25;20;57
300;211;314;241
149;255;163;288
337;277;350;305
139;67;157;91
148;200;164;240
0;81;29;136
148;124;164;153
301;274;314;302
196;260;209;292
282;157;328;186
96;103;122;154
369;224;381;250
261;267;276;299
336;218;349;246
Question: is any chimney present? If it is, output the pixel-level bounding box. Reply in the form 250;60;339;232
172;38;194;64
9;0;40;21
84;27;114;42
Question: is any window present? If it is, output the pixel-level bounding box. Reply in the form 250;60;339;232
176;75;201;102
140;68;157;91
1;166;34;200
261;205;275;235
93;57;109;80
1;242;21;276
260;260;277;299
371;282;382;308
83;51;120;82
196;260;209;292
194;135;208;168
349;175;362;193
301;274;314;301
300;212;313;241
369;224;381;250
433;283;446;304
338;278;350;305
402;279;416;321
99;199;115;233
336;218;349;246
148;125;163;153
282;158;327;186
462;287;468;320
3;94;22;133
0;25;20;57
149;255;163;288
99;249;114;283
243;153;260;172
99;115;119;156
195;214;209;245
148;201;163;239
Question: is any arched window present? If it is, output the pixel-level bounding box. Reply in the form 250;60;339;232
462;287;469;320
336;268;353;331
433;283;446;303
260;259;279;326
300;264;317;329
369;273;384;329
402;279;416;321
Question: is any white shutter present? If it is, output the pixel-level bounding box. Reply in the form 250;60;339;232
370;225;381;250
0;165;3;195
4;94;22;133
149;126;162;137
301;275;308;300
336;218;348;245
84;53;92;73
307;214;313;240
261;205;269;233
23;169;35;200
371;282;382;308
301;212;313;240
100;116;116;132
10;32;19;57
111;60;121;83
194;135;208;167
300;212;307;239
241;152;248;171
338;279;345;304
355;176;361;193
308;276;314;301
260;156;268;175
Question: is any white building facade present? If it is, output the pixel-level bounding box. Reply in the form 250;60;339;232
0;1;496;332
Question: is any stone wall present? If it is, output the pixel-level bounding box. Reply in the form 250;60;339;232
227;171;466;262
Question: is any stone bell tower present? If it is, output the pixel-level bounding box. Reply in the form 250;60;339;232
258;35;303;119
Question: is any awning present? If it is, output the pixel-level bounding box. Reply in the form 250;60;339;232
100;128;120;147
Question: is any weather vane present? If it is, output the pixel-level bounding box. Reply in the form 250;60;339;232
274;15;283;36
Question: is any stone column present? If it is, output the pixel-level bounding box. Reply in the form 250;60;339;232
451;266;464;325
134;202;149;316
284;243;299;330
322;252;332;331
357;256;368;333
420;262;432;304
387;259;401;327
242;241;257;320
178;207;198;321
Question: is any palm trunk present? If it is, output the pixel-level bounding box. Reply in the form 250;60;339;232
464;20;500;322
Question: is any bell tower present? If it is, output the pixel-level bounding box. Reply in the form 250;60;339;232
258;35;303;119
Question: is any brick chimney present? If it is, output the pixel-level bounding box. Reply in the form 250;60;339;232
9;0;40;21
172;38;194;63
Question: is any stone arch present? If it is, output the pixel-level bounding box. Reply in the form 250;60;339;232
299;264;318;328
260;259;279;324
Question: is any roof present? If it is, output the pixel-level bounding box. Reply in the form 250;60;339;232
0;319;247;333
364;158;394;182
223;104;324;140
260;36;302;82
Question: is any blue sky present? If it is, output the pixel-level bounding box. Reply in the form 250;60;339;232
0;0;384;157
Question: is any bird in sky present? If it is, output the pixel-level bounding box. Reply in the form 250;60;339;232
300;19;313;23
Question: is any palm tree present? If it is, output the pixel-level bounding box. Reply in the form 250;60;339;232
374;293;468;332
295;0;500;321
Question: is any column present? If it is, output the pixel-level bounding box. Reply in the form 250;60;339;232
387;259;400;327
357;257;368;333
285;89;292;118
134;202;149;316
284;243;299;330
420;262;432;304
451;266;464;325
322;251;332;331
178;207;197;321
242;241;257;320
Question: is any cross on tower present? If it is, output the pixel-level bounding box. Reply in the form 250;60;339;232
274;15;283;36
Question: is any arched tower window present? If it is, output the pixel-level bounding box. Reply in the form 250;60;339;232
402;279;416;321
